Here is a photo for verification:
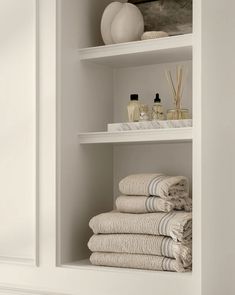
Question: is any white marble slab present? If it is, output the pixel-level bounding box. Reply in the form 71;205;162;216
108;119;192;132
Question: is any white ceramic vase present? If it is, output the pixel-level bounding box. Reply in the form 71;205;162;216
101;2;144;45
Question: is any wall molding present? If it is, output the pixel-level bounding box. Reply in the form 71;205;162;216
0;0;39;267
0;257;35;267
35;0;40;268
55;0;62;267
0;284;71;295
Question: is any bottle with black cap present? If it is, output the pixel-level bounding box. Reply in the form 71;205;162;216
127;94;141;122
152;93;165;120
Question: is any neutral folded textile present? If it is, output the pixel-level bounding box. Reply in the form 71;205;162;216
89;211;192;243
119;173;189;200
88;234;192;267
90;252;190;272
116;195;192;213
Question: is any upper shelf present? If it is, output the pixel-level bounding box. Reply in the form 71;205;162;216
78;34;193;68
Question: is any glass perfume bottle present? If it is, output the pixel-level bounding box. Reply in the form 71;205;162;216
151;93;165;120
127;94;141;122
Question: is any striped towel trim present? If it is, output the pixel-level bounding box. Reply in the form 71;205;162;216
161;237;174;258
162;257;174;271
145;196;156;212
148;175;169;196
158;211;176;236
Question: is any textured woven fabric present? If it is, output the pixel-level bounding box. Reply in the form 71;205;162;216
119;173;189;200
90;252;190;272
89;211;192;243
88;234;192;267
116;195;192;213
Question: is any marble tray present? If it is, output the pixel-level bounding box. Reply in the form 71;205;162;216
108;119;192;132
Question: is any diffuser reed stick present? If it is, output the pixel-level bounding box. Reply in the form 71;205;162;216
165;65;187;119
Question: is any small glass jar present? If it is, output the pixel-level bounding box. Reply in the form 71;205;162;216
139;104;149;121
167;108;190;120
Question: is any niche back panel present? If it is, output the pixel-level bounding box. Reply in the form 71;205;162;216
58;0;114;264
113;61;192;123
113;143;192;201
113;61;192;202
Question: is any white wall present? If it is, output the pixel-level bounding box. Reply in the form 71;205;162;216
0;0;37;262
201;1;235;294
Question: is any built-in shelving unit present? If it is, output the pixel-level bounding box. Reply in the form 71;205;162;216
61;30;193;271
58;0;194;288
79;34;192;68
78;128;193;144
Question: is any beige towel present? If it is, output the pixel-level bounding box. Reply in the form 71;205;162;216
89;211;192;243
116;195;192;213
119;174;189;200
90;252;190;272
88;234;192;267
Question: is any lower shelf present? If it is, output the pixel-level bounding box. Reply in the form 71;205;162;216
78;128;193;144
62;259;192;276
61;259;194;295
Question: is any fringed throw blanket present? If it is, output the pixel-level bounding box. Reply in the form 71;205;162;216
88;234;192;267
90;252;191;272
116;195;192;213
89;211;192;243
119;174;189;200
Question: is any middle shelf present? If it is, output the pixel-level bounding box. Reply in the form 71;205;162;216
78;127;193;144
78;34;192;68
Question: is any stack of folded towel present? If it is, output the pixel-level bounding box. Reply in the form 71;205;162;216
88;173;192;272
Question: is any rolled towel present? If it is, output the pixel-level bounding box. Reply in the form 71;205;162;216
89;211;192;243
116;195;192;213
119;174;189;200
88;234;192;268
90;252;190;272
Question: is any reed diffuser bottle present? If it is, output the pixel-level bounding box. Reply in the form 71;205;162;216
165;65;190;120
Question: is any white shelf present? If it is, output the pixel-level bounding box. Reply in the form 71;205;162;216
61;259;195;294
62;259;193;276
61;259;193;294
78;128;193;144
78;34;192;68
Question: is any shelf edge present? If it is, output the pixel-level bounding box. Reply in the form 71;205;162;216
78;34;193;61
78;128;193;144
